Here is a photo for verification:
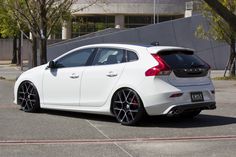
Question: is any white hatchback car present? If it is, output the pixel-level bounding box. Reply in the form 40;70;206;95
14;44;216;125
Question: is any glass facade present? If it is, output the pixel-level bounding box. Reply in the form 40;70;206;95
125;16;154;28
72;16;115;37
70;14;183;37
125;15;183;28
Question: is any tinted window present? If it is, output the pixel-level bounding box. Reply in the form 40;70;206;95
159;50;208;69
56;48;94;68
92;48;125;65
127;50;138;62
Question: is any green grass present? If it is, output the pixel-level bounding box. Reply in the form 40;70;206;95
213;76;236;80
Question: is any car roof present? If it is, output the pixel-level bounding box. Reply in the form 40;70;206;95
78;43;194;54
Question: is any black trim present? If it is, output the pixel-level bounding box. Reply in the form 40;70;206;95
86;48;98;66
167;102;216;115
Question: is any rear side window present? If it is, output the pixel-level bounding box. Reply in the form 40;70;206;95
92;48;125;65
127;50;138;62
159;50;208;69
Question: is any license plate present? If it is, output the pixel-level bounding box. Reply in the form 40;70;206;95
191;92;204;102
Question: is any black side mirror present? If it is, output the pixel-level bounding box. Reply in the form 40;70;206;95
48;61;56;69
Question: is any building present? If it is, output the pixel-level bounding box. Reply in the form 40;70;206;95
61;0;196;39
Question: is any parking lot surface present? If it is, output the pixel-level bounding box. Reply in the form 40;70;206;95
0;78;236;157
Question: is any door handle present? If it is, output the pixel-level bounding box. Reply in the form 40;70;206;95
106;72;118;77
70;73;79;79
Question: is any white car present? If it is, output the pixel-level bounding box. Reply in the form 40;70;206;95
14;44;216;125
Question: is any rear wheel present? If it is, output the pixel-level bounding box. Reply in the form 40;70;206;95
17;81;40;112
111;88;145;125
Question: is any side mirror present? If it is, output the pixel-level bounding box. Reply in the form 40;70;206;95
48;61;56;69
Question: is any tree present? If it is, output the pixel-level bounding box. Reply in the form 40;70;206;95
197;0;236;76
9;0;74;65
0;0;21;65
203;0;236;32
10;0;104;66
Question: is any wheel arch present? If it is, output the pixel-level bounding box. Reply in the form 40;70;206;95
109;86;145;115
16;79;41;106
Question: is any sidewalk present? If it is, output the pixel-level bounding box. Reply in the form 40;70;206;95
0;60;11;65
211;70;225;78
0;64;23;81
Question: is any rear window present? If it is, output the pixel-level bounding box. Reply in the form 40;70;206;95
159;50;208;69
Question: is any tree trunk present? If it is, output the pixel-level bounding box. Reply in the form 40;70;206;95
11;36;17;64
17;34;21;66
229;38;236;76
32;35;37;67
40;38;47;65
39;2;48;65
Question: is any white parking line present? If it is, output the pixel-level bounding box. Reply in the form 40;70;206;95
86;120;134;157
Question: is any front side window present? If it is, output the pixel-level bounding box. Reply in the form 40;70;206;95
92;48;125;65
56;48;94;68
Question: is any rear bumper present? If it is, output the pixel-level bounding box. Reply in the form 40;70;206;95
145;101;216;116
137;77;215;116
166;102;216;116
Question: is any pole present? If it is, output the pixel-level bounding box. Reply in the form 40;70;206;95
153;0;156;24
156;0;159;23
20;31;23;71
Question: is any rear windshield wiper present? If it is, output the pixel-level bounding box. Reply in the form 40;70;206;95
190;62;205;68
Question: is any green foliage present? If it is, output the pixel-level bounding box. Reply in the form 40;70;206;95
0;0;19;37
196;0;236;44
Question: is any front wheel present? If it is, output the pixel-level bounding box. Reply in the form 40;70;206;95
111;88;145;126
17;81;40;112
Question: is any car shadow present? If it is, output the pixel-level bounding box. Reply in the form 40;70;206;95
41;109;117;123
139;114;236;128
40;109;236;128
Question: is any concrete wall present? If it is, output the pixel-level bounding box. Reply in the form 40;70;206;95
47;15;229;70
0;39;62;63
72;0;190;15
0;39;31;61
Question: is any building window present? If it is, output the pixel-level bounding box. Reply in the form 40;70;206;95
159;15;183;22
125;15;184;28
72;16;115;37
125;16;153;28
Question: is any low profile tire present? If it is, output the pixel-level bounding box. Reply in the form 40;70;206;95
180;110;201;118
17;81;40;112
111;88;145;126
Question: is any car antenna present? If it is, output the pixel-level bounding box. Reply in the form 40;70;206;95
150;41;159;46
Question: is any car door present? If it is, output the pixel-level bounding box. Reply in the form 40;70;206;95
42;48;95;106
80;47;126;107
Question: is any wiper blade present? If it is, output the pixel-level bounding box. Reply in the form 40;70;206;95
190;62;205;68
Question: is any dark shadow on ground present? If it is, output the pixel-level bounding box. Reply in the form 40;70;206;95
41;109;117;123
139;114;236;128
40;109;236;128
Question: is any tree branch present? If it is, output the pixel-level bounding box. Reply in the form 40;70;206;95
203;0;236;31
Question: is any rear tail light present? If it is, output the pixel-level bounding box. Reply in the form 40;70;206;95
145;54;171;76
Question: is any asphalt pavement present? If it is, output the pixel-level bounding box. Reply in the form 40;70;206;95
0;64;235;157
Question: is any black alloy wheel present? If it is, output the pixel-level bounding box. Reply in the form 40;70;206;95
112;88;145;125
17;81;40;112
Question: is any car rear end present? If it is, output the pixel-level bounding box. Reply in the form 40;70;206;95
139;46;216;116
